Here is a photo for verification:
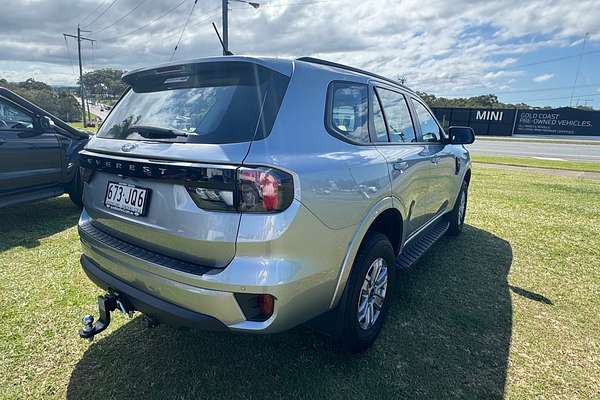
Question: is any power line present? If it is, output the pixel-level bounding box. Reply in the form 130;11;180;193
499;49;600;71
96;0;189;42
92;0;150;34
90;41;97;70
522;93;600;103
169;8;221;57
82;0;120;29
410;48;600;86
570;33;589;106
436;83;600;98
230;0;335;8
77;1;109;25
63;27;95;127
170;0;199;60
63;36;76;74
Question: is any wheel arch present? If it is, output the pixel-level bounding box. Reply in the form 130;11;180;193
364;208;403;256
464;168;472;186
328;197;404;309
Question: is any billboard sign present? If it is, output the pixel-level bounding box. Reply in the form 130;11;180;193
515;108;600;136
432;107;515;136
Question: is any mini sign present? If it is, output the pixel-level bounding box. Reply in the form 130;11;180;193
475;110;505;121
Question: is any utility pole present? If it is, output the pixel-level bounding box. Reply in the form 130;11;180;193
220;0;259;56
63;25;94;127
222;0;229;56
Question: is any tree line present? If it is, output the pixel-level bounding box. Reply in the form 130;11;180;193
0;68;128;122
2;68;592;123
416;92;533;109
0;78;82;122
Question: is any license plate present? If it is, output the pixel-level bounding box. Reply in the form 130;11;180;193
104;182;150;216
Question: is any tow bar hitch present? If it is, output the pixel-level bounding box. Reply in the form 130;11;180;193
79;293;134;341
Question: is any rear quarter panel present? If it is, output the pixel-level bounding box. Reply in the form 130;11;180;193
244;61;391;230
243;61;394;310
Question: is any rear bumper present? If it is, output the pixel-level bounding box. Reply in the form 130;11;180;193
78;200;354;334
81;255;228;331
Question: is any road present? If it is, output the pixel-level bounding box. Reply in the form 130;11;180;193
467;140;600;162
89;103;109;120
73;96;109;121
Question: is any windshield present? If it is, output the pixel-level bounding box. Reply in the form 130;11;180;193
97;62;289;144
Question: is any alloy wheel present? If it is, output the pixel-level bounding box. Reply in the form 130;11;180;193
357;257;388;330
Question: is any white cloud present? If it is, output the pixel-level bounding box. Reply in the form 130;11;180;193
533;73;554;82
0;0;598;95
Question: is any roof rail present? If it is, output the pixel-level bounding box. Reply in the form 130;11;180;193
296;57;413;92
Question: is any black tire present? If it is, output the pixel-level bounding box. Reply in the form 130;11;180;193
447;180;468;236
68;169;84;209
337;232;396;352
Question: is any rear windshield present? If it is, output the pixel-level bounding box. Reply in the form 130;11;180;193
97;62;289;144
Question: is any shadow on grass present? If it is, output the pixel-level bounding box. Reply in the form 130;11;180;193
0;196;80;252
509;285;553;305
67;225;513;399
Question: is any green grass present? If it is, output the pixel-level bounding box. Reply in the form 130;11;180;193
1;168;599;399
476;136;600;146
473;154;600;173
97;99;116;107
67;121;97;133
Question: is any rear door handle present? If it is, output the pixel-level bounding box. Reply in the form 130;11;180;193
0;138;6;145
430;156;440;164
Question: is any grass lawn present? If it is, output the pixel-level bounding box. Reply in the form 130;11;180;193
67;122;97;133
472;154;600;173
1;168;599;399
475;136;600;146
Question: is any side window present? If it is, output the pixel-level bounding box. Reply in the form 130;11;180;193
0;99;34;130
412;100;442;143
328;82;369;144
372;92;388;142
375;88;416;143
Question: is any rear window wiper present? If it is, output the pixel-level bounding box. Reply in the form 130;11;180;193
128;125;189;139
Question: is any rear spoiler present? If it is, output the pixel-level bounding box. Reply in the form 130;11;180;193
0;87;89;139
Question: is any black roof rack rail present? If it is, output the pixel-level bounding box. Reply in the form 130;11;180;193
296;57;414;93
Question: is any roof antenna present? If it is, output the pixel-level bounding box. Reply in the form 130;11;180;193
212;22;233;55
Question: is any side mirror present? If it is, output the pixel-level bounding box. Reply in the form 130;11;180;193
448;126;475;145
39;116;55;130
20;116;55;138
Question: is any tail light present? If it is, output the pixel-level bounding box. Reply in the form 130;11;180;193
238;167;293;212
186;166;293;213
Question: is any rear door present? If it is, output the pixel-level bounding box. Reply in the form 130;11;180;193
0;97;62;194
370;85;431;237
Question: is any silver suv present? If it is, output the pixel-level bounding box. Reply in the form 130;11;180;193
77;56;474;351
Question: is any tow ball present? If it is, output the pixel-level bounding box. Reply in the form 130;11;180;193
79;293;134;341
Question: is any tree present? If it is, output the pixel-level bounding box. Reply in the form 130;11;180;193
416;92;536;109
0;78;81;121
79;68;128;99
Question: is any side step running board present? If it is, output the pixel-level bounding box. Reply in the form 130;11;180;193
396;219;449;270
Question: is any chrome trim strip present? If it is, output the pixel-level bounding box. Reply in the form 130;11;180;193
79;149;239;171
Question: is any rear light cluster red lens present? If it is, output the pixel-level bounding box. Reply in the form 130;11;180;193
186;166;293;213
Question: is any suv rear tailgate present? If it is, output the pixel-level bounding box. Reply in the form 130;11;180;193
80;59;291;269
81;146;244;268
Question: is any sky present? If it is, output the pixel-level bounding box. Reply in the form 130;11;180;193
1;0;599;108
